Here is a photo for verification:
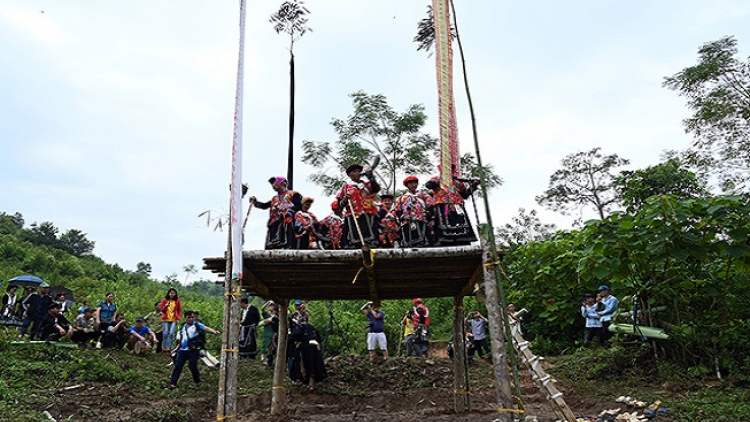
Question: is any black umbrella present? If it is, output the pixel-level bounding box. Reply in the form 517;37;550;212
49;286;75;311
6;275;45;289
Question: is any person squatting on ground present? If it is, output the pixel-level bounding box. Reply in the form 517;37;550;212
169;311;221;389
361;301;387;363
596;285;619;343
581;293;604;347
159;288;182;352
464;310;490;361
102;313;130;349
72;307;101;347
239;298;260;359
38;302;73;341
128;317;159;355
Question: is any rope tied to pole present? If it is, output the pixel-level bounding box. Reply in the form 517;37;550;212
216;415;237;421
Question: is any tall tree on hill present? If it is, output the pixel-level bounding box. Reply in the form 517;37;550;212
614;158;710;212
496;208;557;250
270;0;312;190
536;147;629;220
183;264;198;284
664;36;750;192
27;221;60;248
58;229;95;257
301;91;501;196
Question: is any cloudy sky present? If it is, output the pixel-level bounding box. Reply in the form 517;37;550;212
2;1;749;282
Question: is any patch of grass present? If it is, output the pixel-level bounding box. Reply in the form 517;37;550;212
670;387;750;422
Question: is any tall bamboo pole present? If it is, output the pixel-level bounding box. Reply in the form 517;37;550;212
450;0;524;418
217;229;242;419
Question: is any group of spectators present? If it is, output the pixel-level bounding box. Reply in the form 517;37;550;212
4;284;194;356
249;164;481;251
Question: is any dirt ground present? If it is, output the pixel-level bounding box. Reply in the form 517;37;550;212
44;355;664;422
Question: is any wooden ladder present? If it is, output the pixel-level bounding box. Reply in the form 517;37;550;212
509;318;577;422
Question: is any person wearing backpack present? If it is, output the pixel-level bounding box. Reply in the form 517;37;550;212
168;311;220;389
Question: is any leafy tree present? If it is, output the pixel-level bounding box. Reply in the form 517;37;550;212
27;221;60;249
302;91;501;195
614;158;709;211
182;264;198;284
536;147;629;219
505;195;750;367
663;36;750;192
495;208;557;249
58;229;95;257
270;0;312;189
0;212;24;235
136;262;153;276
413;5;455;55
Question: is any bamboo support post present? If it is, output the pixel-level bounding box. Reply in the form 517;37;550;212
480;238;514;422
271;301;289;415
452;295;470;413
217;228;241;420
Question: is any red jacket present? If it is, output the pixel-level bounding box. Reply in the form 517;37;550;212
159;298;182;322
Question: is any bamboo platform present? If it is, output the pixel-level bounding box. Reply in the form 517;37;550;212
203;245;484;303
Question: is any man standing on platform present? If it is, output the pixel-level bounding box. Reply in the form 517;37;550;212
336;163;381;248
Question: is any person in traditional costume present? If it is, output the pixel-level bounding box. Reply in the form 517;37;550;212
318;200;345;250
250;176;302;249
336;163;381;248
289;316;327;389
424;166;480;246
294;197;320;250
395;176;434;248
377;194;400;248
238;298;260;358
